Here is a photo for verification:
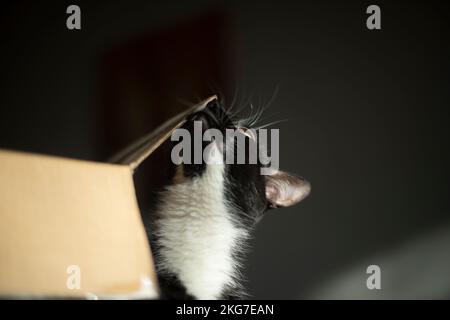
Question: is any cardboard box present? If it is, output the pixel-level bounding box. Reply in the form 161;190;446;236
0;96;215;299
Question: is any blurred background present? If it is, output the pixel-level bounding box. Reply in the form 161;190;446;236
1;0;449;299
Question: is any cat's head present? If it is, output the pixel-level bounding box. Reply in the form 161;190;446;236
170;98;310;225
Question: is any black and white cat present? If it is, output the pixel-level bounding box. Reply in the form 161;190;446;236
143;99;310;300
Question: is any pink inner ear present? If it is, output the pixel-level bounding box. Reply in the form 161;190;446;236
265;184;279;202
265;171;311;207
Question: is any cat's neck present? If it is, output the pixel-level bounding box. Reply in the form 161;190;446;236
153;162;249;299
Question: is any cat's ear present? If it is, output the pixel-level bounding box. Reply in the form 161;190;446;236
265;170;311;208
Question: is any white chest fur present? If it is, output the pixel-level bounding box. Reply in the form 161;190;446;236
154;148;247;299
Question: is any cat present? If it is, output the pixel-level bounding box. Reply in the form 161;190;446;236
142;98;310;300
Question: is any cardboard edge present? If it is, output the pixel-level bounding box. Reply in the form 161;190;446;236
108;95;217;171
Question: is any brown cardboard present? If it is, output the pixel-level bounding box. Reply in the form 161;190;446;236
0;96;215;299
109;95;216;170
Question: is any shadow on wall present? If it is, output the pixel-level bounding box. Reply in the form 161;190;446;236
308;222;450;299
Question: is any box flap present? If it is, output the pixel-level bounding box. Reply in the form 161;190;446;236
109;95;216;170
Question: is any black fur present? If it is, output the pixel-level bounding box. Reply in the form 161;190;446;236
145;99;271;300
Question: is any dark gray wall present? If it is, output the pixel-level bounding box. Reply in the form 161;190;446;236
1;0;449;299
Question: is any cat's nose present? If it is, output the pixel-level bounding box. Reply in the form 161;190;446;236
191;107;221;129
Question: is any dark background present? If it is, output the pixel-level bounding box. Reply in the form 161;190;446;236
1;0;449;299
